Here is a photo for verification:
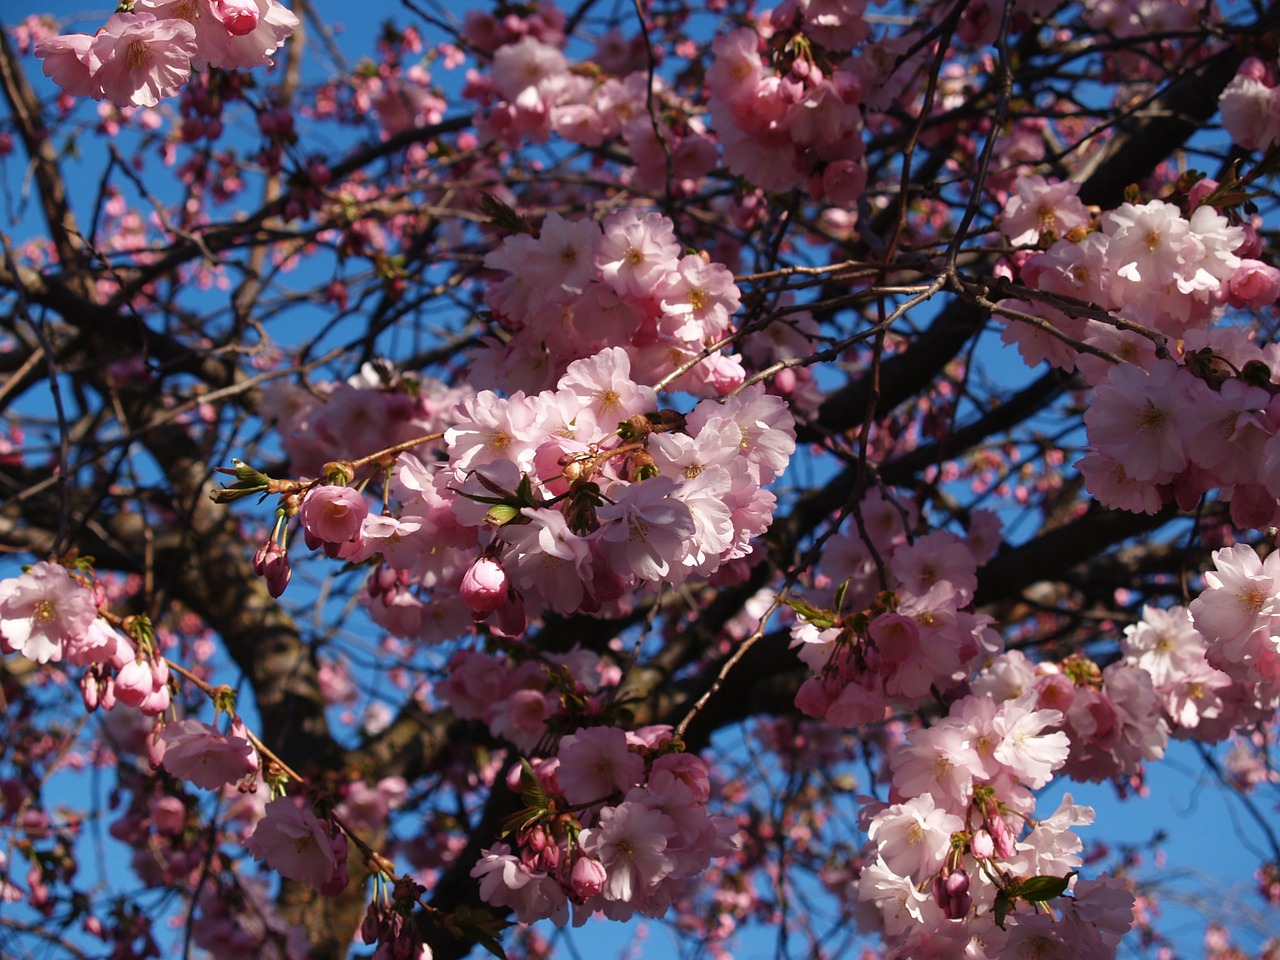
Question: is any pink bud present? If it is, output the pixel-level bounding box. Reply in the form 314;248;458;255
229;718;261;772
361;903;381;944
773;367;797;397
139;683;172;716
318;833;350;898
491;592;527;638
80;672;100;712
212;0;260;36
255;539;292;597
147;726;167;768
461;557;508;616
986;810;1017;860
1240;56;1272;84
369;563;399;600
1236;223;1264;259
931;868;972;919
99;675;117;712
1187;177;1221;211
570;855;607;898
971;828;995;859
114;658;153;708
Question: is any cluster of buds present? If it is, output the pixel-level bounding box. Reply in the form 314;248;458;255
360;878;431;960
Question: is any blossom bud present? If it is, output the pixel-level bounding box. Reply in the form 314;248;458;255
146;726;167;768
262;543;292;598
139;683;172;716
318;834;351;898
1239;56;1271;83
773;367;797;397
971;828;995;859
460;557;508;616
570;855;607;898
1228;260;1280;309
369;563;399;600
229;718;261;773
985;809;1017;860
1187;177;1221;211
254;539;293;596
1236;223;1264;259
361;903;381;945
931;868;972;919
212;0;260;36
80;672;100;712
491;593;527;638
99;675;117;712
114;658;154;708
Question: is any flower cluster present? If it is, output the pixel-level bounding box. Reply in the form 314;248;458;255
855;691;1135;958
471;726;735;924
462;21;715;194
996;176;1280;522
1187;543;1280;715
438;646;620;753
245;796;349;896
1077;357;1280;525
972;650;1169;784
1219;56;1280;151
1006;186;1267;366
35;0;297;108
262;357;795;637
0;561;175;716
707;19;867;199
477;210;745;396
1121;603;1257;741
445;369;793;616
158;717;260;791
263;363;463;480
790;504;1001;726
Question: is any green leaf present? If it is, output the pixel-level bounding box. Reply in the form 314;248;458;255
780;596;836;629
479;193;535;236
485;504;520;526
1014;872;1075;902
451;904;511;960
833;577;851;614
994;889;1011;929
518;758;547;810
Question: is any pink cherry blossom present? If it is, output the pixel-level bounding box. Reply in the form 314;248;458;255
34;34;100;98
246;797;338;888
1000;174;1090;246
89;13;197;109
579;799;676;902
865;793;964;881
597;477;696;581
0;561;97;665
160;718;259;790
556;726;646;804
300;485;369;549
